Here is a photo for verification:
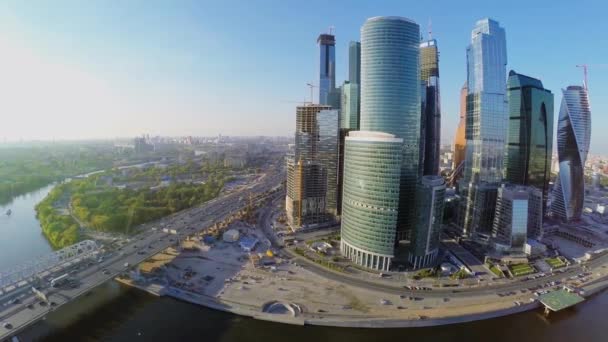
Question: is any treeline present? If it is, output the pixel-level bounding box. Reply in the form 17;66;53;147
70;175;224;234
0;144;116;204
35;184;80;249
35;172;225;248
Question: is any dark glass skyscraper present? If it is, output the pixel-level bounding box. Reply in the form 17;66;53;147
419;39;441;176
360;16;421;240
551;85;591;222
504;71;554;213
318;34;336;105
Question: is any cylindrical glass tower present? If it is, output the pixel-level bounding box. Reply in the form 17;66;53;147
340;131;403;271
360;16;421;240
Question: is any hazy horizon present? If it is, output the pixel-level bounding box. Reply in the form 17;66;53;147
1;0;606;152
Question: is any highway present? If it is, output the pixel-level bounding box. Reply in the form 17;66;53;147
287;246;608;300
0;164;284;341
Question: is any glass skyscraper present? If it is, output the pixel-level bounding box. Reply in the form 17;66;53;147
340;131;403;271
419;39;441;176
492;184;543;250
285;105;339;228
348;41;361;85
337;42;361;215
461;18;507;236
360;16;421;240
340;82;359;130
409;175;446;269
452;83;467;172
318;34;336;105
504;71;554;213
463;18;508;184
551;85;591;222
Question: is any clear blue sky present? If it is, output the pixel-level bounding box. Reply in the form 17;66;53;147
0;0;606;152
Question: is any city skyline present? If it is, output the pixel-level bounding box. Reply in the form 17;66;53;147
0;1;607;154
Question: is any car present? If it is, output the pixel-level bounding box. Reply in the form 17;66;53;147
3;322;13;329
39;301;48;307
124;262;130;268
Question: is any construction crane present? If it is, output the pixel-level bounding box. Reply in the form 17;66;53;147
576;64;608;90
306;82;318;104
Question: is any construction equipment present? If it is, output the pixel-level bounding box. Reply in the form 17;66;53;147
576;64;608;90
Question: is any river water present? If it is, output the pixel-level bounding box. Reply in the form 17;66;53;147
2;186;607;342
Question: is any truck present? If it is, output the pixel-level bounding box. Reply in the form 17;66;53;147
50;273;70;288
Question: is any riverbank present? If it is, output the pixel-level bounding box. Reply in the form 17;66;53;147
116;236;608;329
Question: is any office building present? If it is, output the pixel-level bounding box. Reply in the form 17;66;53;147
337;41;362;215
460;18;508;236
360;16;421;240
551;85;592;222
340;131;403;271
348;41;361;84
419;39;441;176
341;82;359;130
285;105;339;229
504;71;554;213
409;175;446;269
492;184;543;250
318;33;336;105
453;83;467;171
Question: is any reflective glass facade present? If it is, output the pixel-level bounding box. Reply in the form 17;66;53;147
551;86;591;222
504;71;554;213
409;175;446;269
453;83;467;171
348;41;361;85
492;185;542;249
461;18;507;236
340;131;403;271
360;16;421;240
464;18;508;184
340;82;359;130
318;34;336;105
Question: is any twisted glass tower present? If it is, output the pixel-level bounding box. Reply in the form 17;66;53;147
360;16;421;240
551;86;591;222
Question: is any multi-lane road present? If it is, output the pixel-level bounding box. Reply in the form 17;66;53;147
0;165;284;341
288;243;608;300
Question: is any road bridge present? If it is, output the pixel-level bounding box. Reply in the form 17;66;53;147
0;167;284;341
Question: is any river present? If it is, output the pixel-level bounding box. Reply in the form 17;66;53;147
1;185;607;342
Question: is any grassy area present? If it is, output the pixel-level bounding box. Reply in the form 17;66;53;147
545;257;566;269
509;263;535;277
450;269;469;280
490;265;505;278
413;268;436;280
